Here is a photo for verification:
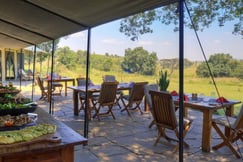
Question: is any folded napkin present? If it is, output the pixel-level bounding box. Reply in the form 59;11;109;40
184;95;189;101
170;90;178;96
216;97;228;103
177;95;189;101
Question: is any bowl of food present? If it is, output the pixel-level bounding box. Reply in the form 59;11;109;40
0;102;37;116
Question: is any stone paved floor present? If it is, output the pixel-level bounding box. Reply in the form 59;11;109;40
19;83;243;162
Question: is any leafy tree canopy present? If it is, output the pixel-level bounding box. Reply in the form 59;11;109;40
196;53;239;78
121;47;158;75
120;1;242;40
159;58;193;75
37;39;60;53
55;46;77;69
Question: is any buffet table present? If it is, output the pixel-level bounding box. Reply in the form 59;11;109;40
0;108;87;162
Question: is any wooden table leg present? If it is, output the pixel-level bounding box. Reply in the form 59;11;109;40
61;145;74;162
86;92;94;120
47;81;51;102
183;107;188;117
65;81;68;96
225;105;234;137
73;90;79;116
201;109;213;152
144;98;149;112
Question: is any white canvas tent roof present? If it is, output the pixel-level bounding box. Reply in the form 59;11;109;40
0;0;177;48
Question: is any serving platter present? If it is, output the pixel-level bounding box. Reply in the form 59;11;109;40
0;121;36;131
0;133;61;147
0;104;37;116
0;113;38;131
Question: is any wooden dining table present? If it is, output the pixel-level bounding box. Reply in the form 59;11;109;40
145;93;241;152
0;107;87;162
172;95;241;152
68;83;131;118
45;77;75;101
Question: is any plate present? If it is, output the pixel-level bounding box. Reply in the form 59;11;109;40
0;104;37;116
208;102;219;106
0;121;36;131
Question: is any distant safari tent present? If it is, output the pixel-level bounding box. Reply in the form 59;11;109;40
0;47;47;82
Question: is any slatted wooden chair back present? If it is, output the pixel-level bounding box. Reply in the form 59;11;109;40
98;82;118;106
212;104;243;158
92;81;118;120
149;90;192;152
120;82;148;116
76;77;93;112
150;90;177;130
37;76;45;92
144;84;159;109
102;75;116;82
129;82;148;103
144;84;159;128
36;76;48;100
233;104;243;130
76;77;93;86
102;75;124;108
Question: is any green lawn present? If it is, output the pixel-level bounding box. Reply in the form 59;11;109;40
30;61;243;115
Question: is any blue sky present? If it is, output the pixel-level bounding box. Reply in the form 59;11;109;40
59;18;242;61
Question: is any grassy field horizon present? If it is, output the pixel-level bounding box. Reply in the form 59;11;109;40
22;56;243;114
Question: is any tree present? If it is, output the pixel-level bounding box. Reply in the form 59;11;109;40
120;1;242;41
233;61;243;79
102;58;113;71
55;47;77;69
159;58;193;75
37;39;60;53
121;47;158;75
196;53;239;77
196;62;212;77
76;50;88;66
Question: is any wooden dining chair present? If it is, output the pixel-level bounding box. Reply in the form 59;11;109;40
102;75;116;82
52;82;63;96
149;90;193;152
102;75;123;109
212;104;243;158
120;82;148;116
76;77;97;112
144;84;159;128
37;77;61;100
36;76;53;100
92;81;119;120
19;69;33;81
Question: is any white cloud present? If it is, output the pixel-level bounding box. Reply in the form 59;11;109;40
213;39;221;44
136;40;153;46
68;32;85;39
161;41;172;46
102;38;124;45
138;41;171;46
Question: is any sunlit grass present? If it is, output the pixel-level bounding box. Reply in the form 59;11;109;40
29;60;242;114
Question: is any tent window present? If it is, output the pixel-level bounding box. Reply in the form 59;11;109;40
5;50;15;80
